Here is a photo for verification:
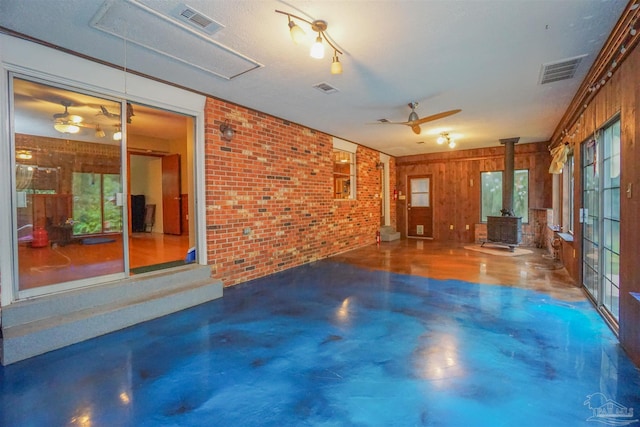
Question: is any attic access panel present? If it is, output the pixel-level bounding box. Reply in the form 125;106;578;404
91;0;262;80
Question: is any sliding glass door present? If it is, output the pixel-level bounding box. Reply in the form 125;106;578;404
581;119;621;324
12;77;126;295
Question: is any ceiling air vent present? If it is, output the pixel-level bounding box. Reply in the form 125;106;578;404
539;54;588;85
177;4;222;34
313;82;339;94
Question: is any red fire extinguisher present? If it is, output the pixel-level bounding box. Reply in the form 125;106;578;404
393;187;398;200
376;230;381;245
32;226;49;248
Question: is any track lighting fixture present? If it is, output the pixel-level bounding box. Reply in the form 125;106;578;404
275;9;343;75
113;125;122;141
95;125;106;138
219;120;235;141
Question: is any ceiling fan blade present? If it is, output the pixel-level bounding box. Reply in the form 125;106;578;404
375;119;409;125
411;125;421;134
411;109;461;126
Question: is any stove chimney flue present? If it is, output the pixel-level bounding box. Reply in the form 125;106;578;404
499;137;520;216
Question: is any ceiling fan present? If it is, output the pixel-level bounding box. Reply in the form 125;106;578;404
52;101;85;134
53;100;83;123
377;102;461;135
99;103;135;123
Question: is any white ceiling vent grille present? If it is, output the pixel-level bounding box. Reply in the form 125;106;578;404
539;55;588;85
176;5;222;35
313;82;339;94
91;0;262;80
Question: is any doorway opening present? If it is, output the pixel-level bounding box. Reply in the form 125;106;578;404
126;103;195;274
11;77;197;298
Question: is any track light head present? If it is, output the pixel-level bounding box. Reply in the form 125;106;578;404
276;10;343;74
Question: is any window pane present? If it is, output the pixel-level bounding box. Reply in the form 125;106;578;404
412;194;429;207
103;174;123;232
13;77;124;291
72;173;103;235
411;179;428;193
333;149;355;199
481;172;502;222
514;170;529;223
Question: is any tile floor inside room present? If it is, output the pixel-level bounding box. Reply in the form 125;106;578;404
1;242;639;426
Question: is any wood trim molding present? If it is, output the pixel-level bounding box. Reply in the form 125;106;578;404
551;1;640;148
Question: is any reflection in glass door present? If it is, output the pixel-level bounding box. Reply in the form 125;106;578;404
581;119;620;324
12;77;125;294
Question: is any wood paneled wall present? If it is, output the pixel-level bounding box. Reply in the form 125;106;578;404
559;44;640;367
394;142;552;242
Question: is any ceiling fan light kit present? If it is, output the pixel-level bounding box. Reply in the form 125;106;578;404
437;132;456;149
54;122;80;134
276;10;343;75
52;101;84;134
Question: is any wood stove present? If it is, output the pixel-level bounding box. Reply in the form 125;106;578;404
486;215;522;250
484;137;523;251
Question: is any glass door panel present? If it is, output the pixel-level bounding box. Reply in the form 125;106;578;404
601;121;620;319
12;77;125;293
581;119;620;324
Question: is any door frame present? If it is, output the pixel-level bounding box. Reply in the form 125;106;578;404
0;36;206;305
406;174;434;239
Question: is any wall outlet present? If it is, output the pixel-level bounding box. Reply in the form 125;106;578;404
465;224;470;230
449;224;454;230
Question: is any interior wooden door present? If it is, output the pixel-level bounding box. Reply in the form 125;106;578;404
407;175;433;238
162;154;182;235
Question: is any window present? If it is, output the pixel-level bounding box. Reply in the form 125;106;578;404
562;151;574;233
72;172;123;235
332;138;357;200
480;170;529;223
333;149;355;199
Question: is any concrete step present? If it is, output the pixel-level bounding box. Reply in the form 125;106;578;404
2;264;212;328
1;265;222;365
380;226;401;242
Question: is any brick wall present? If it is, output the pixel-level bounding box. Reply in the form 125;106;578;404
204;98;385;286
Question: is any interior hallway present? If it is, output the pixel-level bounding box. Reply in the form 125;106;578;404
1;240;637;426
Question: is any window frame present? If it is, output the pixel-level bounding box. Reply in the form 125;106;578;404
562;151;575;234
332;138;357;200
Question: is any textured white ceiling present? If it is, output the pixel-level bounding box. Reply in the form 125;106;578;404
0;0;627;156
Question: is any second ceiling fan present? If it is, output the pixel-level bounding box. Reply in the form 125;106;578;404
377;102;461;135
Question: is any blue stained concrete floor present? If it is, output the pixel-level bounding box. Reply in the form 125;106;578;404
1;261;639;426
